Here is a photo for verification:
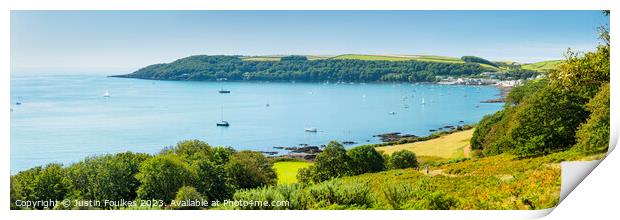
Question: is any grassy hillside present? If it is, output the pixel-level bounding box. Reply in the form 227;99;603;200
235;149;603;210
521;60;562;72
334;153;559;209
332;54;466;64
338;149;603;209
376;129;473;159
241;54;473;64
273;161;312;184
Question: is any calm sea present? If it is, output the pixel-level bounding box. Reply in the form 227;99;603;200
10;74;503;173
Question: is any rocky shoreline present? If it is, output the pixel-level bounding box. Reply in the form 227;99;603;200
268;122;474;162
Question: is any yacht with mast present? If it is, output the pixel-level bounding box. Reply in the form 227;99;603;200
216;106;230;126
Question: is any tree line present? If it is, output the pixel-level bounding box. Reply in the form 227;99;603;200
10;140;278;210
470;20;610;158
10;140;420;210
116;55;497;82
297;142;418;184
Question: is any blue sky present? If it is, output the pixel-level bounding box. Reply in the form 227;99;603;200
11;11;608;74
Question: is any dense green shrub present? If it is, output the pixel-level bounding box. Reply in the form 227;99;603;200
382;178;457;210
191;159;232;202
574;83;610;154
403;191;458;210
505;79;549;106
230;185;307;210
32;164;73;209
166;140;236;201
347;145;385;175
296;167;314;185
382;182;415;209
66;152;150;207
550;45;610;99
135;154;195;204
306;180;375;209
510;86;588;157
11;167;42;209
226;151;277;189
11;164;73;210
168;139;236;164
274;184;308;210
307;141;352;183
172;186;205;210
471;110;505;151
388;150;419;169
232;187;285;210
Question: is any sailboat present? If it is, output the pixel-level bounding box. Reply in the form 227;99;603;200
218;79;231;93
103;90;110;97
218;87;231;94
305;128;318;132
216;106;230;126
15;96;22;105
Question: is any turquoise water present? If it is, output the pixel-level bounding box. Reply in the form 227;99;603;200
10;74;503;173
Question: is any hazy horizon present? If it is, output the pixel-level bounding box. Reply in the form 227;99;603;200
11;10;609;74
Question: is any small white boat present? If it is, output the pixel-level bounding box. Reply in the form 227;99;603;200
421;98;426;105
305;128;318;132
388;111;397;115
103;90;110;97
217;106;230;127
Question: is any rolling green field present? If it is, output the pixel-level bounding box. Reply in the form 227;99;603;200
273;161;312;184
241;54;471;64
521;60;562;72
224;54;566;73
236;54;506;71
331;54;466;64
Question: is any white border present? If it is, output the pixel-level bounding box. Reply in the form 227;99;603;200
1;1;617;220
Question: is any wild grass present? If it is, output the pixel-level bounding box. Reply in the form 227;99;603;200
376;129;473;159
335;152;567;210
232;148;605;210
